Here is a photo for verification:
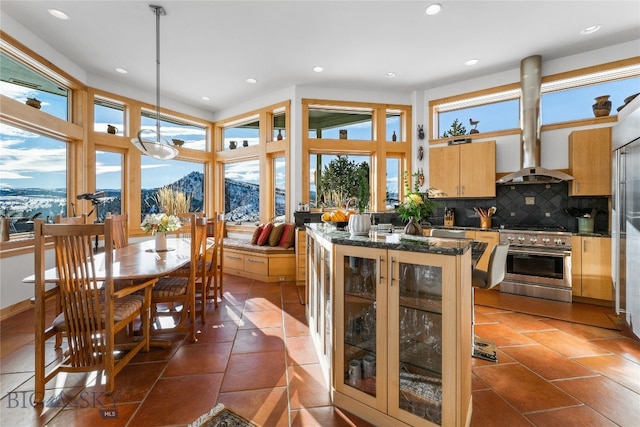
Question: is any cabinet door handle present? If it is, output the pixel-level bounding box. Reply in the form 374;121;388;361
583;240;588;253
226;255;242;260
456;185;459;196
461;185;465;195
247;258;264;263
377;255;382;284
388;256;394;286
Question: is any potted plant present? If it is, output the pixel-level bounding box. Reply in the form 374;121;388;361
397;171;441;235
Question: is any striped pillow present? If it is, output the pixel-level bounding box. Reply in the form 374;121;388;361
256;222;274;246
251;224;264;245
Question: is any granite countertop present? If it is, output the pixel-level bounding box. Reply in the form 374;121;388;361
306;223;475;256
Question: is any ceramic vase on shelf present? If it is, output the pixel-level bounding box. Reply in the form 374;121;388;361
155;232;167;251
592;95;612;117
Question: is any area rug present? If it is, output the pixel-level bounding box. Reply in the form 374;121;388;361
473;336;498;362
188;404;259;427
475;289;622;330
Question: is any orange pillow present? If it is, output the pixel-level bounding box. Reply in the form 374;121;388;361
268;223;285;246
256;222;274;246
251;224;264;244
278;223;296;249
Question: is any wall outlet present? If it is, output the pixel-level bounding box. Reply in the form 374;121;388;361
511;212;516;217
525;196;535;205
278;275;286;281
545;212;551;217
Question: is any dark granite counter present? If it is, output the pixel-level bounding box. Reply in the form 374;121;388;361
305;223;485;258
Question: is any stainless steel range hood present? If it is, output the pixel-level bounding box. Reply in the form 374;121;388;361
497;55;574;185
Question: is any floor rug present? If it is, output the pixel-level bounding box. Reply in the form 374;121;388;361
189;404;259;427
473;336;498;362
475;289;622;330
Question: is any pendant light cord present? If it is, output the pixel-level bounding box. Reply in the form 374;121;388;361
151;5;165;143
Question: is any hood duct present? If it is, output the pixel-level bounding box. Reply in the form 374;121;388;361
497;55;574;184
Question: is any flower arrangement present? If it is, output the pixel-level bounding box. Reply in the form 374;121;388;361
141;213;181;234
396;171;441;224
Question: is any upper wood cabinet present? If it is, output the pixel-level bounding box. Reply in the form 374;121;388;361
429;141;496;198
568;127;612;196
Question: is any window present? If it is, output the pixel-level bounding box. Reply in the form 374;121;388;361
274;157;286;218
541;76;640;124
141;111;207;151
0;123;67;232
308;107;373;140
222;116;260;150
273;111;286;141
0;51;70;121
309;154;370;209
438;99;520;137
96;150;123;216
224;160;260;223
386;157;401;210
386;110;402;141
141;157;204;216
94;98;124;135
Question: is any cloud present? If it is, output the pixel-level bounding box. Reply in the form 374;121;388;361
95;163;122;175
0;171;33;180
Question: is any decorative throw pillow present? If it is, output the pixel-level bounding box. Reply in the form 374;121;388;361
268;223;285;246
256;222;274;246
251;224;264;245
278;223;296;249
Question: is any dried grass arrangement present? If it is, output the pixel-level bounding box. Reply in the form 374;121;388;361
154;186;192;215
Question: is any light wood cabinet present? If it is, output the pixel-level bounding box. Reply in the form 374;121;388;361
296;229;306;283
568;128;612;196
429;141;496;198
330;242;472;426
571;236;612;301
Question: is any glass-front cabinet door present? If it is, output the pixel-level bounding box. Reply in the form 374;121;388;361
334;245;387;412
388;250;456;426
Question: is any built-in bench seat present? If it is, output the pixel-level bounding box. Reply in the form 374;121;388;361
223;237;296;282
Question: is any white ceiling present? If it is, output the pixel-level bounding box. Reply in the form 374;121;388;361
2;1;639;117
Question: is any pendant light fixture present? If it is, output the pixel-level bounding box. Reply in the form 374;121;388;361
130;4;178;160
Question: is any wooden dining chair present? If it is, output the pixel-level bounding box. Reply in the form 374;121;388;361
105;212;129;248
210;216;225;308
148;213;206;341
33;218;156;403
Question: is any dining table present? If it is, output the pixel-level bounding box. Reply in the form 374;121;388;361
23;237;196;353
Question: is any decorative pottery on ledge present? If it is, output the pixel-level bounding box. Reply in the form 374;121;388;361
592;95;612;117
26;97;42;109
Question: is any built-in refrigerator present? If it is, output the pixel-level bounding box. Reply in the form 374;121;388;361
612;97;640;339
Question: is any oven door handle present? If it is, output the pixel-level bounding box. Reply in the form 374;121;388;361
507;247;571;257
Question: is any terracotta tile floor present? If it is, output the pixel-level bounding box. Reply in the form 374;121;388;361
2;275;640;426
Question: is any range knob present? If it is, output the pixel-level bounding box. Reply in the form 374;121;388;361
554;238;564;245
542;237;550;244
517;236;525;243
507;235;515;242
529;237;537;244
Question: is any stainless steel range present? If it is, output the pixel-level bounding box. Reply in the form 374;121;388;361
498;228;573;303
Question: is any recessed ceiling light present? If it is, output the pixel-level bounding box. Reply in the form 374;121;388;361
48;9;70;20
385;72;396;78
201;96;210;101
465;58;479;66
246;78;257;84
115;68;128;74
425;3;442;16
313;66;324;73
580;24;601;35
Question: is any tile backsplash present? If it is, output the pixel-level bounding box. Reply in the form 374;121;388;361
429;182;609;233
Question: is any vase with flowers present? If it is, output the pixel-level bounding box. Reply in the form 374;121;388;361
396;171;441;235
141;213;181;251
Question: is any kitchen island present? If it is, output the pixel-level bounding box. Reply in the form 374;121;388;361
305;224;482;427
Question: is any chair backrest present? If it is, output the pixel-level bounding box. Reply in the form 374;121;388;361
485;243;509;289
430;228;468;239
106;212;128;248
54;214;88;224
34;218;114;368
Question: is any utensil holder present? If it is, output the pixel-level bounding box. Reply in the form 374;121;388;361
577;217;594;233
480;217;492;229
